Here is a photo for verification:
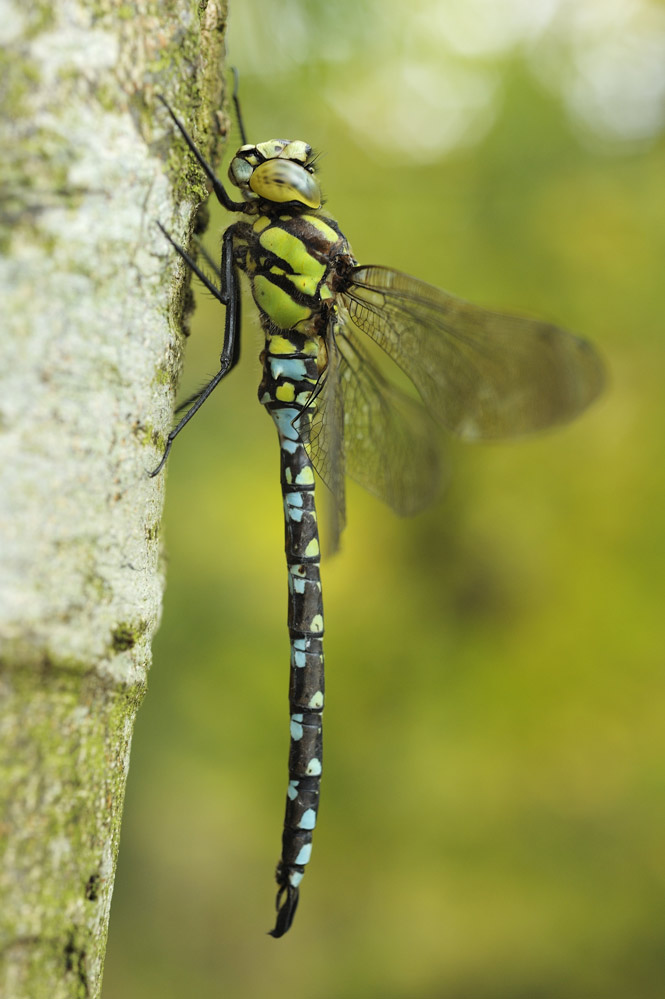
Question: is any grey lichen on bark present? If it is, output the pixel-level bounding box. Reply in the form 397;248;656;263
0;1;228;996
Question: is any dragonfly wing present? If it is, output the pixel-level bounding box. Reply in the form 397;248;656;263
339;322;443;515
342;266;605;440
312;309;443;519
302;312;347;553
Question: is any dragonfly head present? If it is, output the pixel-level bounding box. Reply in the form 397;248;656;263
229;140;321;210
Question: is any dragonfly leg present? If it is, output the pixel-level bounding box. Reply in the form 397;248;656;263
150;226;241;476
156;221;230;308
156;95;246;214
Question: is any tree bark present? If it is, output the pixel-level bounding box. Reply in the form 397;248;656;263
0;1;228;995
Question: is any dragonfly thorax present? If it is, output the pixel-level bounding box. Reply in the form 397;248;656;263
229;140;321;210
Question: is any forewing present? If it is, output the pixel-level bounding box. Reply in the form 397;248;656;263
343;266;605;439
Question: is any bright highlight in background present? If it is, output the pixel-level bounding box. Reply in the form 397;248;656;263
231;0;665;158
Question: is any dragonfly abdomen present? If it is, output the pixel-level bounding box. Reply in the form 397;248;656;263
261;330;325;937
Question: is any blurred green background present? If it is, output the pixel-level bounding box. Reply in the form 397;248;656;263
104;1;665;996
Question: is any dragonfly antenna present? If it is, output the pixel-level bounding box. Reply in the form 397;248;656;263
231;66;247;145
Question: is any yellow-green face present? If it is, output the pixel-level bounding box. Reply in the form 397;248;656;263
228;139;322;209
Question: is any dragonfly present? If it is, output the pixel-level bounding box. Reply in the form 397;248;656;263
153;75;604;937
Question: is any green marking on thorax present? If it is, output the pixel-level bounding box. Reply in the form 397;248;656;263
259;227;326;285
254;275;312;328
302;215;339;243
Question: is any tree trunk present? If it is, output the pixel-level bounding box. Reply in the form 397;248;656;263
0;1;228;995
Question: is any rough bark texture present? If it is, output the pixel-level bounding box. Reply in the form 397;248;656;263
0;1;228;996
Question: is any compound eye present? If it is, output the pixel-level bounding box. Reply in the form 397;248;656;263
228;155;253;187
249;159;321;208
280;140;312;164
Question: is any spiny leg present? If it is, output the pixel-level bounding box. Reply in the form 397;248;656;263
156;95;245;214
151;224;242;476
156;222;226;306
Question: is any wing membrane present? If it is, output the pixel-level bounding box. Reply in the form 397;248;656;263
303;264;603;547
343;266;605;440
304;311;442;543
301;318;347;552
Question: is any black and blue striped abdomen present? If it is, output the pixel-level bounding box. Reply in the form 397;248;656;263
259;330;326;936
